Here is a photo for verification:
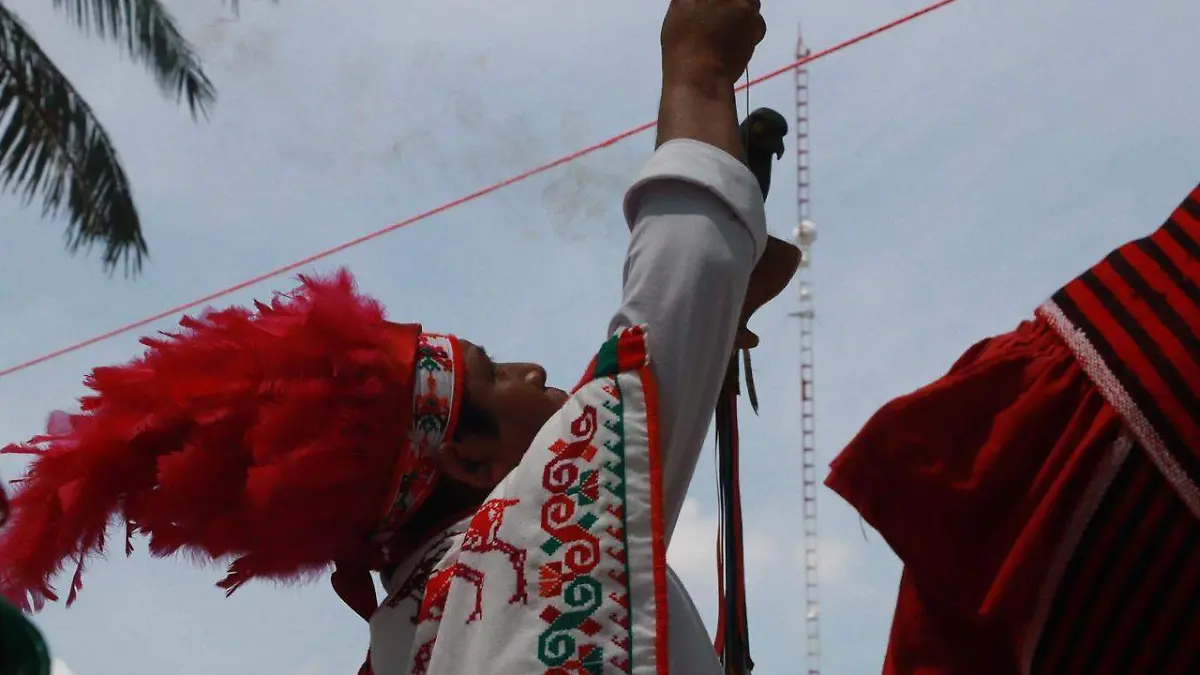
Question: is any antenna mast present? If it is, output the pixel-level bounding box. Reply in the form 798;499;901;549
792;24;821;675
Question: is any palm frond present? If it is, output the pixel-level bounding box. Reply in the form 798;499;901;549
0;6;145;273
49;0;215;117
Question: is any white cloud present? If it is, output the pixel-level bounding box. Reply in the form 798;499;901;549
667;496;813;626
666;498;719;579
670;496;880;598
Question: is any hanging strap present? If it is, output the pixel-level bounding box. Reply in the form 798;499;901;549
714;108;788;675
716;359;753;674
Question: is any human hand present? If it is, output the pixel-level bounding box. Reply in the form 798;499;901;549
735;235;801;350
660;0;767;89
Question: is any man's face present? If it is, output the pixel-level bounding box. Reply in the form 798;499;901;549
435;339;570;489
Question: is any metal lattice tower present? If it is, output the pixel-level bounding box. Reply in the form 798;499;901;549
791;25;821;675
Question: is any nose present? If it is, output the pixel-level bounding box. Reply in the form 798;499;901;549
515;363;547;388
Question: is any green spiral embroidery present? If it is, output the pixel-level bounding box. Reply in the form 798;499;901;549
537;576;604;667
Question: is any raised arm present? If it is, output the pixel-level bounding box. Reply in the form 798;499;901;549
607;0;768;541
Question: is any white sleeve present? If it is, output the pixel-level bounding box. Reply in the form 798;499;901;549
608;138;767;543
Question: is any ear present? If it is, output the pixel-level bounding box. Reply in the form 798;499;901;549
437;441;493;489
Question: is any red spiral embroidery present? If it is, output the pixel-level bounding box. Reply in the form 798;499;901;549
543;407;598;492
541;494;600;575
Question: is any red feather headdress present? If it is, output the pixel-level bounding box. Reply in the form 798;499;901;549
0;269;464;612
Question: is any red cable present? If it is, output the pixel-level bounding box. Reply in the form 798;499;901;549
0;0;960;381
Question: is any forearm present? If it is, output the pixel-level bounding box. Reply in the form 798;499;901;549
655;75;743;163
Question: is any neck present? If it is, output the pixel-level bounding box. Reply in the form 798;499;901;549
380;477;488;568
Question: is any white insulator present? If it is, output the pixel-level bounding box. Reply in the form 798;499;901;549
799;286;812;301
794;219;818;247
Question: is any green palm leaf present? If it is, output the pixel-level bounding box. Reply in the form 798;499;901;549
0;6;142;272
0;0;215;275
47;0;214;118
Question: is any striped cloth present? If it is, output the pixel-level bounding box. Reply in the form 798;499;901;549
1031;445;1200;675
1042;183;1200;518
825;181;1200;675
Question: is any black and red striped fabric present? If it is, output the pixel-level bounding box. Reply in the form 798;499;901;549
1050;183;1200;497
1031;446;1200;675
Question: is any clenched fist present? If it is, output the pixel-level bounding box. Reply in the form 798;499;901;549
661;0;767;88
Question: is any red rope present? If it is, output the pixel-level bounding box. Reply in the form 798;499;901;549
0;0;960;381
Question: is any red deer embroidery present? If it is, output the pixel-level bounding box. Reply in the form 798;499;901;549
411;637;435;675
383;528;461;618
418;562;486;624
413;497;528;628
462;497;528;604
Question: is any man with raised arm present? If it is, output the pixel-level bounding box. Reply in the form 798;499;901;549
0;2;799;673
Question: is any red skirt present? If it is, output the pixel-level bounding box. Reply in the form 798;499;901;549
827;315;1200;674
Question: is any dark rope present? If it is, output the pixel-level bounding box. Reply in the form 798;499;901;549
715;108;788;675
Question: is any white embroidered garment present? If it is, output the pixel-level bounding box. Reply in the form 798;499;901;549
371;327;671;674
370;138;767;675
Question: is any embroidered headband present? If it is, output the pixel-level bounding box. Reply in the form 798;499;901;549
376;333;465;544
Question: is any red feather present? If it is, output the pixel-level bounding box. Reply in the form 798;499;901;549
0;269;415;611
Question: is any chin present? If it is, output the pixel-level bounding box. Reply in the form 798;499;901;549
547;387;570;408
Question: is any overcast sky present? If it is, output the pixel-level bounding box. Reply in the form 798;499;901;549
1;0;1197;673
